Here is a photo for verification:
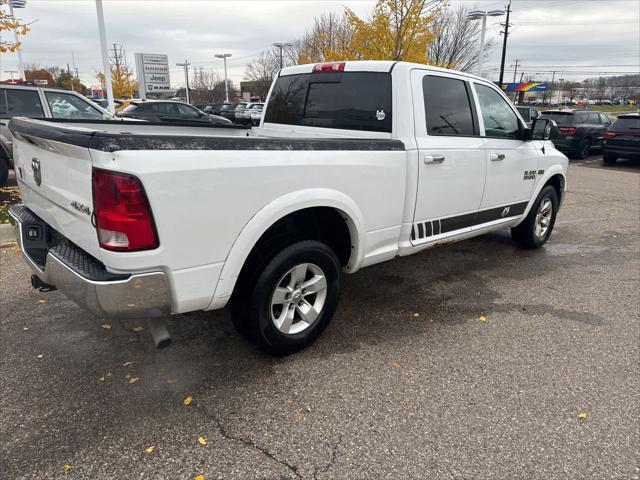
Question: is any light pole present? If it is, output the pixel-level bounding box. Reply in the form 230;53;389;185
215;53;232;102
466;8;504;78
272;42;294;70
95;0;115;113
8;0;26;81
176;60;191;104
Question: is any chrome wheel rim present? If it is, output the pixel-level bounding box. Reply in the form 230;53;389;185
535;197;553;238
270;263;327;335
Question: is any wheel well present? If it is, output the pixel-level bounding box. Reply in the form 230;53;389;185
545;174;565;202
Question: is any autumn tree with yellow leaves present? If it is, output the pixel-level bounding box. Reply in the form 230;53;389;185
97;52;139;99
0;7;30;54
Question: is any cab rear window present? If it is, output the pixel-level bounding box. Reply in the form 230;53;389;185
264;72;392;133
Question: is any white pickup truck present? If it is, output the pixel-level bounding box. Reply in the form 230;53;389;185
8;61;568;355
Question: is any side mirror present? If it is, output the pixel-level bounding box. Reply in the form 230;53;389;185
532;118;560;141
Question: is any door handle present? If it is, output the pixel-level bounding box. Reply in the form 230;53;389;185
490;153;505;161
424;155;445;164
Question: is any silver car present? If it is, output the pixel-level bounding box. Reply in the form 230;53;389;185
235;102;262;124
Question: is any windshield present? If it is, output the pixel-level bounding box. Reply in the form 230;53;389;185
45;92;111;120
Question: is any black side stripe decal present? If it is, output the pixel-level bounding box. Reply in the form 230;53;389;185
413;201;529;241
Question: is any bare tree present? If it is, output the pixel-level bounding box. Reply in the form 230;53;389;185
297;12;354;63
189;67;237;104
428;5;493;72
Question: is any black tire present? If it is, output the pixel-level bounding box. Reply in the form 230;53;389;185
603;151;617;164
0;159;8;188
511;185;559;249
574;137;592;160
231;240;341;356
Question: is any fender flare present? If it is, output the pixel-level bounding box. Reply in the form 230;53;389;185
208;188;366;309
514;166;567;227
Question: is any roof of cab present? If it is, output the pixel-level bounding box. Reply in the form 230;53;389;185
279;60;490;83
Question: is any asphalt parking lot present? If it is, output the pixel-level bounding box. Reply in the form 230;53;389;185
1;155;638;480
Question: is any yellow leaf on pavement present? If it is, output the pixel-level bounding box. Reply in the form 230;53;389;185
198;436;207;446
195;475;205;480
479;315;487;322
101;324;112;331
303;404;312;412
392;362;400;368
183;395;193;406
286;398;294;406
145;445;155;454
36;354;44;359
578;412;588;419
128;376;140;384
63;463;73;472
37;299;46;304
132;325;144;332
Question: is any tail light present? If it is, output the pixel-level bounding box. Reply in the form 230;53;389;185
603;132;616;139
559;127;577;134
312;62;346;73
92;168;159;251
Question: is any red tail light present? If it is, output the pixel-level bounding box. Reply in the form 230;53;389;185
312;62;346;73
603;131;616;139
92;168;159;251
559;127;577;134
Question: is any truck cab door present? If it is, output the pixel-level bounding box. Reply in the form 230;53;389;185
471;82;539;218
410;70;486;245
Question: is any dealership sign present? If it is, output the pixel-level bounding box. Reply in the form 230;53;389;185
497;82;549;92
135;53;171;97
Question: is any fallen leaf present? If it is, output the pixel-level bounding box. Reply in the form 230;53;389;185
132;325;144;332
392;362;400;369
413;313;420;317
183;395;193;406
37;299;46;304
286;398;294;406
123;361;133;367
63;463;73;472
578;412;588;419
12;245;21;253
36;354;43;359
99;376;106;382
127;303;136;308
101;324;112;331
479;315;487;322
125;373;131;379
128;376;140;384
198;436;207;446
195;475;205;480
23;327;29;331
303;404;312;412
145;445;155;454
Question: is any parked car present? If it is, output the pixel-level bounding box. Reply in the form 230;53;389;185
516;106;540;127
91;98;123;110
235;102;262;124
250;104;264;126
219;102;246;122
538;109;611;159
201;103;226;116
117;100;231;125
8;60;567;355
602;113;640;164
0;84;114;187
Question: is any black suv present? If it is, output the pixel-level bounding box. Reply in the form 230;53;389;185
538;110;611;159
602;114;640;164
118;101;231;125
218;102;246;122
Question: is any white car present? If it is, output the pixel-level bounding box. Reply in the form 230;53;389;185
8;61;568;355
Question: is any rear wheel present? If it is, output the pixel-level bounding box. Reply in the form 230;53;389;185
574;137;592;160
0;159;8;187
603;151;617;164
511;185;559;249
231;240;341;355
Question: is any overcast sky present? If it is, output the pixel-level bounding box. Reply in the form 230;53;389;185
0;0;638;89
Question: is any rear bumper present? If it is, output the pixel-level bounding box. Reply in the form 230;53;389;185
602;144;640;158
9;204;171;318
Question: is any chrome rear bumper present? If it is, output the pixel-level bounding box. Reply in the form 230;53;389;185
9;204;171;318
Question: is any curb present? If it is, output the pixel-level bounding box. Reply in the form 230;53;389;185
0;223;16;247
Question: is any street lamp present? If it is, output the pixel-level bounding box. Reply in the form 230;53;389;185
176;60;191;104
466;9;504;78
8;0;26;81
215;53;232;103
272;42;294;70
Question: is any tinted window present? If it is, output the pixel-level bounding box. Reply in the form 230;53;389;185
265;72;392;133
176;103;200;116
598;113;611;125
539;112;574;124
517;107;530;122
611;116;640;130
149;103;177;114
423;76;476;136
475;84;520;138
574;112;589;123
4;89;44;118
45;92;104;120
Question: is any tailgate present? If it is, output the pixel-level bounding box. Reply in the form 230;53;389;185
9;118;101;259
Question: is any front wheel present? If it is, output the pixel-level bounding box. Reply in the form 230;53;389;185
231;240;342;355
511;185;559;249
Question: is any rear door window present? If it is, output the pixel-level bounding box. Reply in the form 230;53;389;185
587;113;600;124
265;72;392;133
474;83;520;139
423;76;476;136
4;89;44;118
